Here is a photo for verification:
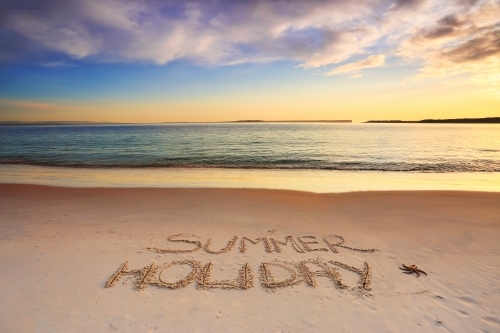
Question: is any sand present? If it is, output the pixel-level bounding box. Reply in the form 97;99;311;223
0;184;499;332
3;164;500;193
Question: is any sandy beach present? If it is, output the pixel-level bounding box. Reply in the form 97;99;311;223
3;0;500;332
1;184;499;332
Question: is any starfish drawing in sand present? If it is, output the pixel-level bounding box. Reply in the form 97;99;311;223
400;264;427;277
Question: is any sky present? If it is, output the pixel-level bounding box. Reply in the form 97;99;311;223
0;0;499;123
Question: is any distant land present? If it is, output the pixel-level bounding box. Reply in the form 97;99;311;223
0;121;118;126
366;117;500;124
233;120;352;123
0;120;352;125
4;118;499;125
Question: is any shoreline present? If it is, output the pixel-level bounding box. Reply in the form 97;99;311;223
1;185;500;332
1;182;499;195
1;164;499;193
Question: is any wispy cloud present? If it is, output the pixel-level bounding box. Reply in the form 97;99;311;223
41;60;75;68
1;0;499;86
400;0;500;85
2;99;68;110
326;54;386;77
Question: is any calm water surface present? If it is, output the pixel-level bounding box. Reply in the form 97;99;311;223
1;123;499;172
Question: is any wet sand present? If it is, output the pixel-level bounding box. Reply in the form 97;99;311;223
1;184;499;332
2;164;500;192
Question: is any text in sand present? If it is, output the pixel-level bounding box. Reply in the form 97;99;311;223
106;234;379;295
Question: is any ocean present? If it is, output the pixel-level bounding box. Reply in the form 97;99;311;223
1;123;499;172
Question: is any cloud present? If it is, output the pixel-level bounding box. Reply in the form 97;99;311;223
0;0;499;87
2;99;63;110
326;54;386;76
401;0;500;85
0;0;395;68
442;30;500;62
391;0;430;11
41;60;75;68
412;32;500;86
454;0;481;8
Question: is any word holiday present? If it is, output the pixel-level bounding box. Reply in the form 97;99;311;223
105;258;372;295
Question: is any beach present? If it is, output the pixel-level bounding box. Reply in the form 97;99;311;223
3;0;500;331
1;184;499;332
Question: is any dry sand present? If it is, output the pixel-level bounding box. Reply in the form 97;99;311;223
0;184;499;332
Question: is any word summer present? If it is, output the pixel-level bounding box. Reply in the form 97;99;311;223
144;234;379;255
105;258;372;294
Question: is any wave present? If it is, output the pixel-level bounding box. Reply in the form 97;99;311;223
1;160;499;172
2;123;500;173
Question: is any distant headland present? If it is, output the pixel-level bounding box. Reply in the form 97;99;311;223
0;121;118;126
3;118;498;125
0;120;353;125
366;117;500;124
234;120;352;123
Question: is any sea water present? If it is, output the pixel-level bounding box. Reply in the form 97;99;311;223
1;123;499;191
1;123;499;172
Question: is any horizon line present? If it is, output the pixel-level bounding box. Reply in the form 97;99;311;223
1;117;499;125
0;120;353;125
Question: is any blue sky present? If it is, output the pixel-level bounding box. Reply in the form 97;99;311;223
0;0;499;122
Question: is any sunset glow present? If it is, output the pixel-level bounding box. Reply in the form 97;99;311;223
1;0;499;122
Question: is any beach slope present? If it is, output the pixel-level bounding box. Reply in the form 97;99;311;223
0;185;499;332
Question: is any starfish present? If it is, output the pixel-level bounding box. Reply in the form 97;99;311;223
400;264;427;277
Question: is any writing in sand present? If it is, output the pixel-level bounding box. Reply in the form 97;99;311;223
105;234;379;294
